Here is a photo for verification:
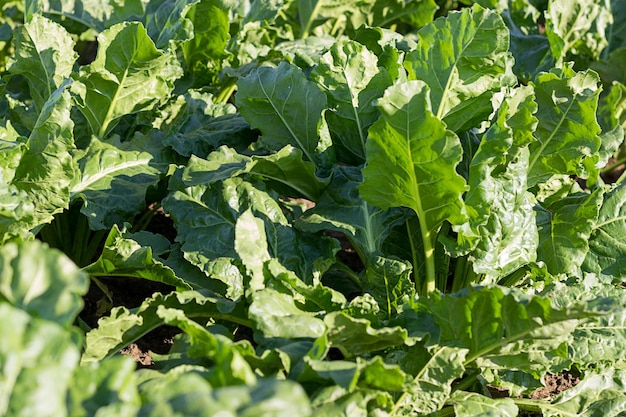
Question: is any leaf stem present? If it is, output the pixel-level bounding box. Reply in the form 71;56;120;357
600;155;626;174
216;80;237;104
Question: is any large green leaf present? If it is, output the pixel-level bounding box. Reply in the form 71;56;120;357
182;145;328;200
421;286;595;374
583;180;626;281
8;14;76;111
70;138;162;230
32;0;145;31
404;5;516;132
68;357;140;417
545;0;612;66
457;86;539;280
236;61;333;171
0;302;81;417
0;240;88;326
74;22;182;138
449;391;518;417
11;81;75;228
181;0;230;87
393;346;468;415
310;40;393;163
83;225;191;291
360;80;467;292
528;65;602;186
82;290;242;363
536;189;603;276
297;166;409;260
144;0;198;49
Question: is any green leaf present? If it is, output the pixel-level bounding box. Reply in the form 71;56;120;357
545;0;612;65
159;91;253;158
157;306;257;386
8;15;76;111
236;61;333;171
457;86;539;280
310;40;393;163
74;22;182;138
422;286;594;373
393;346;468;415
82;290;242;363
34;0;146;32
12;80;75;228
311;386;393;416
583;180;626;281
249;288;326;339
144;0;198;49
536;188;603;276
528;65;602;186
70;138;162;230
448;391;518;417
404;5;516;131
363;255;414;320
68;357;140;417
536;369;626;416
324;311;407;357
360;80;467;292
0;239;88;327
181;0;230;87
83;225;191;291
0;302;81;417
182;145;328;201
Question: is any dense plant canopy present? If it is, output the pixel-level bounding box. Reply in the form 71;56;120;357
2;0;626;415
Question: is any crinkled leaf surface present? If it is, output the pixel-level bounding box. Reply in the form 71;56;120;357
456;86;538;280
236;61;333;170
310;40;392;163
33;0;145;32
449;391;518;417
8;14;76;111
0;303;81;417
11;81;75;228
0;240;88;326
583;180;626;280
536;189;603;276
144;0;198;49
528;65;602;186
404;5;516;131
70;137;162;230
75;22;182;138
297;165;409;259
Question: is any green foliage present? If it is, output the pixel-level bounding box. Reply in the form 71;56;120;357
2;0;626;416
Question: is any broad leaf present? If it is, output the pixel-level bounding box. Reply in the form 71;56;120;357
360;80;467;291
74;22;182;138
449;391;518;417
236;61;333;171
310;40;393;163
457;86;539;280
8;15;76;111
583;180;626;281
528;65;602;186
0;303;81;417
183;145;328;200
297;165;409;259
144;0;198;49
11;81;75;228
83;225;191;291
0;240;88;326
536;189;603;276
33;0;145;32
404;5;516;131
70;138;162;230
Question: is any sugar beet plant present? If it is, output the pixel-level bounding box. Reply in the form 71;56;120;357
2;0;626;415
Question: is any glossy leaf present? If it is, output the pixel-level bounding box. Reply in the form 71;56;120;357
528;65;602;186
404;5;516;131
70;138;162;230
236;61;333;170
74;22;182;138
8;15;76;111
0;240;88;326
